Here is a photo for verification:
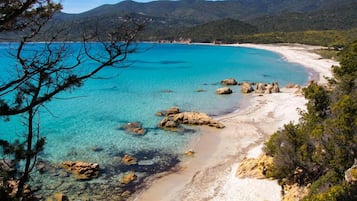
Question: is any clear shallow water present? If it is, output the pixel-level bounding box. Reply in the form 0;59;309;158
0;43;308;198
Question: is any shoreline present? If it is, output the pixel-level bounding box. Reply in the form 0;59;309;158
134;43;339;201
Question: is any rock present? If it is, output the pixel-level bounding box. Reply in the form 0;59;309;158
240;82;254;93
285;83;300;88
120;122;146;135
345;159;357;184
121;155;137;165
120;172;137;185
53;193;69;201
271;82;280;93
173;111;225;129
255;82;280;94
158;117;179;128
265;84;273;94
281;184;309;201
216;87;233;94
160;89;174;93
158;108;225;131
236;154;273;179
155;111;165;116
165;107;180;116
61;161;99;180
255;82;267;93
121;190;131;198
185;150;195;156
196;89;207;92
221;78;238;85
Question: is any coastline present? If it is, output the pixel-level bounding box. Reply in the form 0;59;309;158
134;43;338;201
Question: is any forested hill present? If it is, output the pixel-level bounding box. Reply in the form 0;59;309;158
4;0;357;42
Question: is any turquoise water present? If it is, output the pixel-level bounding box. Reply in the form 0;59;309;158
0;43;308;198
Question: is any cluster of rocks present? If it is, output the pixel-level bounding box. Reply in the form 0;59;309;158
157;107;225;130
216;78;237;94
216;78;281;95
61;161;99;180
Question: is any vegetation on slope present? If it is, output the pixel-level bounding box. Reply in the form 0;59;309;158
264;40;357;200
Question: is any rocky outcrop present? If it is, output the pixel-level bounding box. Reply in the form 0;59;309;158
156;107;180;117
158;107;225;130
281;184;309;201
173;112;225;128
240;82;254;93
61;161;99;180
255;82;267;93
236;154;273;179
158;117;180;129
270;82;280;93
345;159;357;184
216;87;233;94
119;122;146;135
221;78;238;85
255;82;280;94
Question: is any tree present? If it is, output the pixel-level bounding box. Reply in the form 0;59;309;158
0;1;144;199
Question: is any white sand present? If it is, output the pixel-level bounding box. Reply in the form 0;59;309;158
234;43;339;84
134;44;338;201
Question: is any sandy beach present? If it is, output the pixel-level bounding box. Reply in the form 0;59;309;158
134;44;339;201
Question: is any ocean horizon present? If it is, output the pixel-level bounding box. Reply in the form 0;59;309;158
0;42;309;199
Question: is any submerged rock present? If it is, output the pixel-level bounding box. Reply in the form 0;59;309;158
51;193;69;201
120;172;137;185
216;87;233;94
61;161;99;180
119;122;146;135
121;155;137;166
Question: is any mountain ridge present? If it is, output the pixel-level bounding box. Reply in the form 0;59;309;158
2;0;357;42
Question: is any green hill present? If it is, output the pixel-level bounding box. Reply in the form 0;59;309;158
1;0;357;43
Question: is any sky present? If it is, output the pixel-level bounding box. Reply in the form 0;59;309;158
61;0;155;14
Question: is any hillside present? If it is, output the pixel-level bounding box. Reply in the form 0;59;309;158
1;0;357;43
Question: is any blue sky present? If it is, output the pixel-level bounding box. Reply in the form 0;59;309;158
61;0;155;14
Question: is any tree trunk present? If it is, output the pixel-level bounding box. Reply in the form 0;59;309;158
16;109;34;198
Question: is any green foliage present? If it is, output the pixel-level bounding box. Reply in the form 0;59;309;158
265;41;357;199
264;123;312;180
307;171;341;197
303;83;331;120
235;29;357;47
179;18;258;43
304;182;357;201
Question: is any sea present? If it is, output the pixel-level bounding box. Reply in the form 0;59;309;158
0;42;308;200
